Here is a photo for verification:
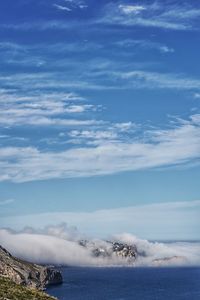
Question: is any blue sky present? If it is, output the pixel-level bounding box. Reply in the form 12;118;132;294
0;0;200;239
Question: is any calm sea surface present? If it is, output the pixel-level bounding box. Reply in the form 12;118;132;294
48;267;200;300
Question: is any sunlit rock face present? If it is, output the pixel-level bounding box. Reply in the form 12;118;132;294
0;245;62;289
112;242;137;259
78;239;189;267
79;240;138;263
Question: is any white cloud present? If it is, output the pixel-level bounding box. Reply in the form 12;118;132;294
79;4;88;9
190;114;200;125
162;7;200;20
0;90;101;127
194;93;200;99
0;42;25;51
2;2;200;32
0;71;118;91
1;200;200;241
67;122;137;145
159;45;174;53
54;0;88;12
1;226;200;267
118;5;146;15
69;129;118;140
112;70;200;90
100;2;200;31
53;4;72;11
65;104;95;113
3;2;199;32
2;63;200;92
114;122;133;131
116;39;174;54
0;228;102;266
0;199;14;206
0;115;199;182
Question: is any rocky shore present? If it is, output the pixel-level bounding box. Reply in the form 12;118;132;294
0;245;62;290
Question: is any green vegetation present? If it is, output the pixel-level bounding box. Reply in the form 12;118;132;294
0;276;57;300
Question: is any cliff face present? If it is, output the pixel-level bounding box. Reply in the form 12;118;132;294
0;245;62;289
79;240;138;263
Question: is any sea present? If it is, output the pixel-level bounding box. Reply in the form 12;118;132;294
47;267;200;300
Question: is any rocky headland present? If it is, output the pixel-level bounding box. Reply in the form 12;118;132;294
0;245;62;290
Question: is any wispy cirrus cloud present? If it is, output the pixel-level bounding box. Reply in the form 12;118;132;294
53;3;72;12
100;2;200;31
0;199;15;206
67;122;137;146
1;200;200;240
115;39;174;54
108;70;200;90
53;0;88;12
0;1;199;185
1;67;200;92
63;0;88;10
118;4;146;15
0;39;174;79
0;114;200;182
194;93;200;99
0;90;102;127
2;1;200;32
0;0;200;36
0;21;70;31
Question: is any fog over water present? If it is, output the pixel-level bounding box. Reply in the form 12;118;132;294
0;223;200;267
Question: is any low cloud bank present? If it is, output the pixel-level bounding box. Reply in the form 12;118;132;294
113;233;200;266
0;224;199;267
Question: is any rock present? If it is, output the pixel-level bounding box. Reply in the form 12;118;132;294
0;245;62;289
79;239;138;262
112;242;137;259
40;267;63;287
152;255;188;266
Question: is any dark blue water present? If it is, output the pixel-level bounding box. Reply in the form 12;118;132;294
48;267;200;300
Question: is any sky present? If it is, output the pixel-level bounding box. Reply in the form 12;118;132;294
0;0;200;240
